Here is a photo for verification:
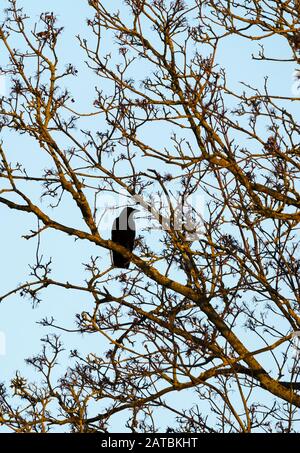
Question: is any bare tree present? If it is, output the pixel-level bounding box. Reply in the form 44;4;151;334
0;0;300;433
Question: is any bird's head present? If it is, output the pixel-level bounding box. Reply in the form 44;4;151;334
127;207;139;215
118;207;139;230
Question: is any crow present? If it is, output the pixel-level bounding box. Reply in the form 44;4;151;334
111;207;138;268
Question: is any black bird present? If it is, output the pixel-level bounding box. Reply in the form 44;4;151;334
111;207;138;268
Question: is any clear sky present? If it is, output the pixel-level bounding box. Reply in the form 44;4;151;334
0;0;298;432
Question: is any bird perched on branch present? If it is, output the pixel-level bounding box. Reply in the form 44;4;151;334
111;207;138;269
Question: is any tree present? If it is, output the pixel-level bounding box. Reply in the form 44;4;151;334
0;0;300;433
